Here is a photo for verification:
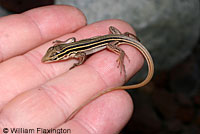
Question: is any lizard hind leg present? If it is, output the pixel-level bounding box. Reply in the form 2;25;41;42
124;32;140;42
107;41;127;81
109;26;122;35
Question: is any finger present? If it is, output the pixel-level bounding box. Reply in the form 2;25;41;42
59;91;133;134
0;20;143;128
0;5;86;62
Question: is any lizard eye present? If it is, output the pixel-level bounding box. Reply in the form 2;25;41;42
55;45;64;51
47;47;54;52
50;52;57;57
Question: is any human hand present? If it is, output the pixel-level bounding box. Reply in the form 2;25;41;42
0;5;143;134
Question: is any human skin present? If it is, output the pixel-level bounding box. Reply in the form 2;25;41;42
0;5;144;134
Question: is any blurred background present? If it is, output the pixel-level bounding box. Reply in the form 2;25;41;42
0;0;199;133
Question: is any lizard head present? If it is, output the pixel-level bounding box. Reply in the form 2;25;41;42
41;46;70;63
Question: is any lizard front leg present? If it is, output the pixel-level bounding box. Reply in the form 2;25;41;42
69;52;86;70
53;37;76;46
